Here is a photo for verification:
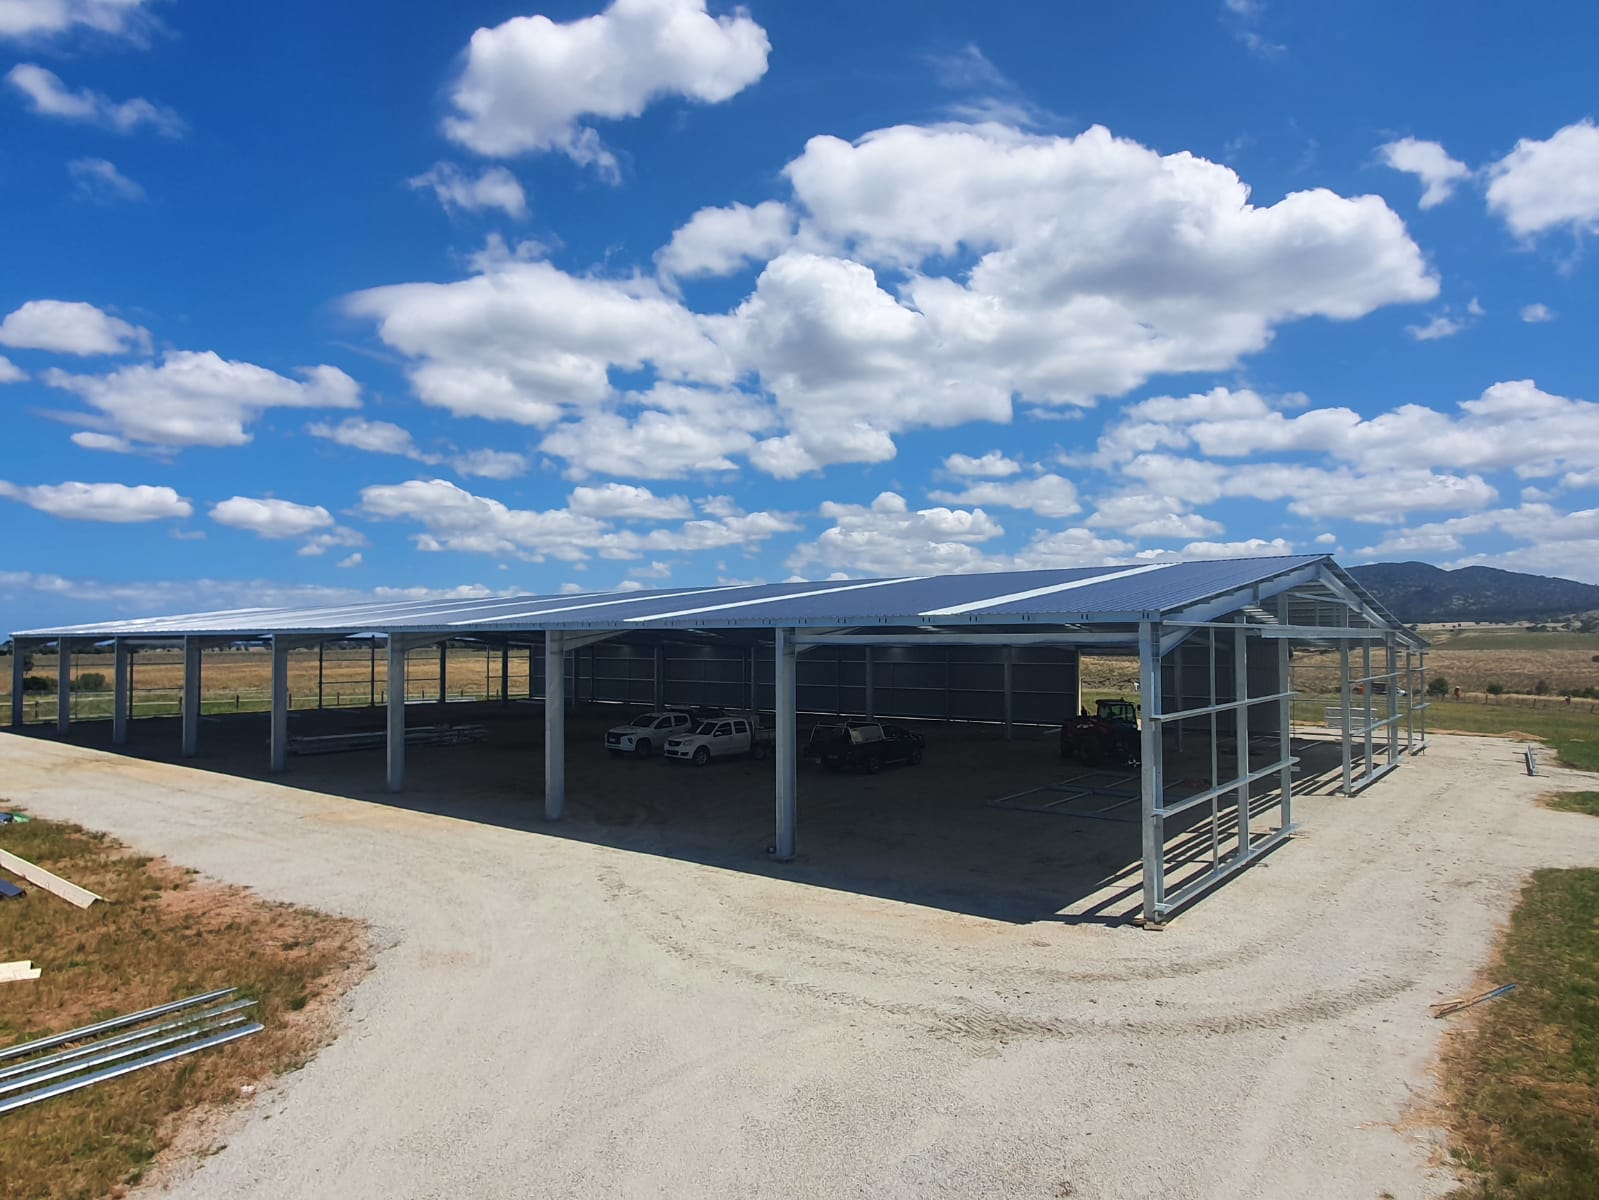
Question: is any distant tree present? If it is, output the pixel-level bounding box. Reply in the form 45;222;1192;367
1486;682;1506;697
1534;678;1551;696
71;672;108;693
21;675;54;693
1427;676;1449;697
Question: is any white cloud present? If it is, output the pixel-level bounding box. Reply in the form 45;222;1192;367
1485;119;1599;238
1406;312;1466;341
5;63;181;135
0;299;149;356
1084;492;1222;539
1314;532;1337;545
442;0;770;174
306;416;529;481
657;200;793;280
408;162;528;219
943;450;1022;478
0;355;24;383
67;156;144;202
567;481;692;520
449;449;528;480
928;473;1081;518
788;491;1004;576
0;0;156;41
1356;504;1599;582
346;260;729;425
0;479;191;522
358;476;792;563
1137;537;1293;561
47;351;361;450
1520;302;1557;323
337;552;362;568
1377;137;1471;209
541;384;774;479
210;496;335;539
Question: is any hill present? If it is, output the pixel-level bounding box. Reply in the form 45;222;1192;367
1347;561;1599;624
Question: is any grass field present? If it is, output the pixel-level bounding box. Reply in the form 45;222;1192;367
1543;791;1599;817
1441;868;1599;1199
0;814;364;1200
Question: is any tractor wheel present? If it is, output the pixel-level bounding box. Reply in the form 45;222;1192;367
1079;732;1107;768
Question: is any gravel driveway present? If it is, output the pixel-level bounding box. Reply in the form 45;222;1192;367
2;729;1594;1200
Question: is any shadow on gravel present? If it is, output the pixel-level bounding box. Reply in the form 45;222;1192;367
3;701;1340;926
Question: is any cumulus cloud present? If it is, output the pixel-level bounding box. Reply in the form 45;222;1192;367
1406;312;1467;341
306;416;530;480
1520;302;1557;322
5;63;181;135
0;479;191;522
442;0;770;175
0;299;149;356
47;351;360;451
567;481;693;520
0;0;156;41
408;162;528;219
656;200;793;281
1486;118;1599;239
209;495;334;540
67;156;144;202
788;491;1005;576
1377;137;1471;209
0;355;24;383
943;450;1022;478
352;119;1435;480
927;473;1081;518
359;477;792;563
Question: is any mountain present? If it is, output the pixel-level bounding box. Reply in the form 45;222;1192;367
1346;561;1599;624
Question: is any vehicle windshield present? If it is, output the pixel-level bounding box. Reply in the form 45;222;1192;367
693;721;719;735
628;713;655;726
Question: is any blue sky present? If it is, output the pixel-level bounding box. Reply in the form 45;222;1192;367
3;0;1599;631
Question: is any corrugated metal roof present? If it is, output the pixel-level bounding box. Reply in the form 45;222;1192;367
13;554;1357;640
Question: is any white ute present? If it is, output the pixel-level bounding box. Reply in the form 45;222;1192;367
663;713;774;766
604;710;694;758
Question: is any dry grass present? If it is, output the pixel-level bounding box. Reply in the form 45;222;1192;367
0;813;366;1200
1439;868;1599;1198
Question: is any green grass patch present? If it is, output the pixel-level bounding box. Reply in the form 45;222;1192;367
1431;632;1599;652
1443;868;1599;1199
1421;704;1599;773
0;813;365;1200
1542;792;1599;817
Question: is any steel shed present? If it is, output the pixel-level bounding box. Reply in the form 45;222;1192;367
7;553;1426;923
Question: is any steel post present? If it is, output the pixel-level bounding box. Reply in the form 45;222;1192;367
112;639;130;745
653;644;666;709
1277;595;1293;832
1386;636;1398;765
1339;643;1353;795
269;637;289;773
385;637;406;792
316;643;324;710
180;637;200;757
56;640;71;732
500;643;510;704
1234;615;1251;862
1138;621;1164;922
774;628;798;861
863;646;874;719
544;632;566;819
438;641;448;706
10;638;27;729
1362;640;1373;785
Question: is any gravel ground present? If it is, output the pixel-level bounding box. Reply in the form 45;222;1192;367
2;727;1596;1200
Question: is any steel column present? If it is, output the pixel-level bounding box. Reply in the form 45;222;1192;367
369;640;376;707
438;641;448;706
385;638;406;792
1138;621;1164;923
653;644;666;709
1173;645;1185;751
56;640;71;732
500;644;510;704
1233;616;1251;862
316;643;324;710
269;637;290;773
1385;636;1399;765
863;646;874;719
112;639;130;746
1277;595;1293;832
1362;640;1373;783
9;638;27;729
1339;643;1353;795
180;637;200;757
774;628;798;861
544;632;565;820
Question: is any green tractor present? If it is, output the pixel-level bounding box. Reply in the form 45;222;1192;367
1060;698;1141;768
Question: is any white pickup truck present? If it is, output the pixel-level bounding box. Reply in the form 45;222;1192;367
663;713;774;765
604;710;695;758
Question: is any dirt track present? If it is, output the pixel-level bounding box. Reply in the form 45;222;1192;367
2;724;1596;1199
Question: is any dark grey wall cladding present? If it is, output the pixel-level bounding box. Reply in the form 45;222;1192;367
542;640;1079;726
